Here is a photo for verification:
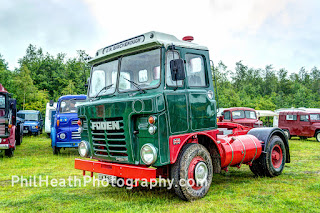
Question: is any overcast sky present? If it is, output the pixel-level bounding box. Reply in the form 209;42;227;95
0;0;319;73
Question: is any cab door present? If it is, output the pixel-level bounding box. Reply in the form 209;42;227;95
182;49;217;131
164;49;189;135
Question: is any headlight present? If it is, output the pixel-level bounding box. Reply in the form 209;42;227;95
140;143;157;165
78;141;89;157
148;126;157;135
32;126;37;129
59;133;66;139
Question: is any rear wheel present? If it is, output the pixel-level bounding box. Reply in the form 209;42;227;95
299;136;307;140
250;135;286;177
171;143;213;201
315;131;320;142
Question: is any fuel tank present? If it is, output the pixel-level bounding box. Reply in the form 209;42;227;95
218;134;262;168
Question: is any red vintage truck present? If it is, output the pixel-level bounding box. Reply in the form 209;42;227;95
219;107;263;129
278;109;320;141
0;84;22;157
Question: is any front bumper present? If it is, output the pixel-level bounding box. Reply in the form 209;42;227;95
75;159;156;181
56;141;80;148
0;144;9;150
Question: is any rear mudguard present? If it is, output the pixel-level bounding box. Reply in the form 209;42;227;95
248;127;290;163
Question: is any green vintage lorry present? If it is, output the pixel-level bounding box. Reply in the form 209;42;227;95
75;32;290;201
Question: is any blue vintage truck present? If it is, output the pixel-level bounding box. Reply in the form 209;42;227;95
17;110;43;136
50;95;86;154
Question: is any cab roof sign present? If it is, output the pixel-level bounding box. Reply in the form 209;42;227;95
90;31;208;64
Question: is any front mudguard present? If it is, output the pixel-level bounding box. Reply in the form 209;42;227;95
248;127;290;163
51;127;56;148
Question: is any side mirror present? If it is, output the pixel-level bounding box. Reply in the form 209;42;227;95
85;78;90;88
221;112;224;116
49;100;54;107
170;59;185;81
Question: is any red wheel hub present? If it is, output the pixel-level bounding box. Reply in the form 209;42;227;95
188;156;205;190
271;144;283;169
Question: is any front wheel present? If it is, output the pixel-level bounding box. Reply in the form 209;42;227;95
53;146;60;155
315;131;320;142
283;130;291;140
250;135;286;177
171;143;213;201
5;148;14;157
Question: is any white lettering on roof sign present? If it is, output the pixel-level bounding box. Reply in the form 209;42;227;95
103;35;145;54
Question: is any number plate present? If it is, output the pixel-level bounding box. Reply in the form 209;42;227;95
98;173;117;184
23;130;28;133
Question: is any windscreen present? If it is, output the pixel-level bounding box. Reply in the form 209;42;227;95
60;99;85;113
0;95;5;117
232;110;257;119
17;113;38;121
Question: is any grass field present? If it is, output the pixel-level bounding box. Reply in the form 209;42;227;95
0;134;319;212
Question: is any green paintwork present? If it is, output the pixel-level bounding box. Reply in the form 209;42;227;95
78;32;217;167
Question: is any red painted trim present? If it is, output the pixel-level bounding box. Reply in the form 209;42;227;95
8;126;16;149
169;129;221;164
75;159;157;181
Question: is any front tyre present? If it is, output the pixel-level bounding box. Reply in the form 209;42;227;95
250;136;286;177
283;130;291;140
315;131;320;142
171;143;213;201
5;148;14;157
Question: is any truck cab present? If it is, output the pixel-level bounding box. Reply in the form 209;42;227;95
220;107;263;128
0;84;22;157
17;110;43;135
51;95;86;154
75;32;290;201
279;109;320;141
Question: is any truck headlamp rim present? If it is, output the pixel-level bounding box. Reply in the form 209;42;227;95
78;141;89;157
140;143;157;165
59;132;66;139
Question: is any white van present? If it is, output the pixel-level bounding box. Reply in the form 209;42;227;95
45;102;57;136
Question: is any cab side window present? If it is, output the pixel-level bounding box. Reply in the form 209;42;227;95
300;115;309;122
186;54;206;87
224;111;231;120
166;51;183;87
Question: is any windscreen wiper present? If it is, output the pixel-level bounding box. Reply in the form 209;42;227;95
122;77;146;94
94;84;113;98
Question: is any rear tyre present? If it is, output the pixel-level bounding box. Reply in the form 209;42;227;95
250;135;286;177
5;148;14;157
171;143;213;201
315;131;320;142
283;130;291;140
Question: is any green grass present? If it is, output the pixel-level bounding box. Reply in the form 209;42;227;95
0;135;319;212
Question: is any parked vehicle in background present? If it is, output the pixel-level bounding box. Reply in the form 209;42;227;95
278;109;320;141
45;102;57;137
51;95;86;154
74;32;290;201
256;110;278;127
0;84;23;157
219;107;263;129
17;110;43;136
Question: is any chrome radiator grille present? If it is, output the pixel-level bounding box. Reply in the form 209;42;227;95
90;117;127;157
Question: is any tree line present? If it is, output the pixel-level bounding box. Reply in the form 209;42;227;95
0;45;90;115
214;61;320;111
0;44;319;115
